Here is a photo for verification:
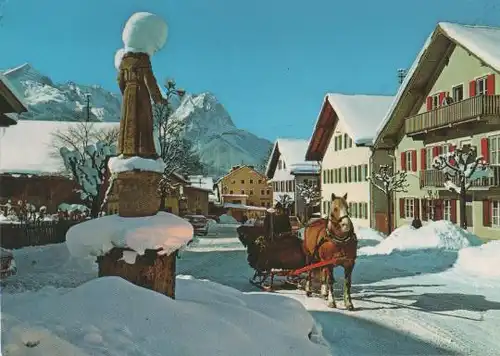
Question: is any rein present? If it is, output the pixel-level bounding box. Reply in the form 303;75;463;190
325;214;354;244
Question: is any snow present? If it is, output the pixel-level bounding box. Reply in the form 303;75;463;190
453;240;500;279
108;155;166;174
356;226;386;241
121;12;168;57
266;138;320;177
0;72;28;111
223;202;268;211
322;93;394;145
58;203;89;212
0;120;118;174
218;213;240;225
359;220;482;255
1;278;327;356
65;212;194;258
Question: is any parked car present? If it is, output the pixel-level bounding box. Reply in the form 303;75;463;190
289;216;302;232
1;248;17;279
184;215;209;236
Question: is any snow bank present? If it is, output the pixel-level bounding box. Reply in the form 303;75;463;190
58;203;89;212
356;226;386;241
108;155;166;174
359;220;482;255
66;212;193;259
219;213;239;224
1;277;328;356
453;240;500;279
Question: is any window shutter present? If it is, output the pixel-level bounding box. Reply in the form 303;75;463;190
435;199;443;220
469;80;476;97
432;146;439;158
487;74;496;95
422;199;428;221
483;200;492;227
438;92;446;105
426;97;433;111
450;199;457;224
400;152;406;170
414;198;420;219
399;198;405;218
481;138;489;162
411;150;417;172
420;148;427;170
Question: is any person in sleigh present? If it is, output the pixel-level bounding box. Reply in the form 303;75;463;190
263;202;292;240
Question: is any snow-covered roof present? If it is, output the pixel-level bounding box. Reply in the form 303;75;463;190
223;202;268;211
265;138;320;178
0;120;118;175
0;71;28;115
374;22;500;148
188;175;214;191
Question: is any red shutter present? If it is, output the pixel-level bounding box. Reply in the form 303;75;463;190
414;198;420;219
432;146;440;158
487;74;496;95
438;92;446;105
435;199;443;220
449;144;455;152
420;148;427;170
483;200;491;227
400;152;406;170
469;80;476;97
450;199;457;224
481;138;489;162
426;96;433;111
399;198;405;218
411;150;417;172
422;199;428;221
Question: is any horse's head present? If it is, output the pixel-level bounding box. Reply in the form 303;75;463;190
328;193;352;235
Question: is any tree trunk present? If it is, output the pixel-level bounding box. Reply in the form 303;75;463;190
460;191;467;230
159;192;166;211
386;192;393;235
90;196;101;218
97;247;177;298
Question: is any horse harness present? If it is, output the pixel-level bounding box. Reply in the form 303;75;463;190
311;214;356;262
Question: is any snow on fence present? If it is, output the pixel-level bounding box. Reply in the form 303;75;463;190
0;220;84;249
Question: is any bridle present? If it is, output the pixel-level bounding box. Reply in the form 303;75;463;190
325;204;354;244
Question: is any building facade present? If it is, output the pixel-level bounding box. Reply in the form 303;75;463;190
306;94;394;231
215;165;273;208
374;22;500;240
265;138;320;219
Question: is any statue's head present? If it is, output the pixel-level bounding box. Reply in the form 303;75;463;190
121;12;168;57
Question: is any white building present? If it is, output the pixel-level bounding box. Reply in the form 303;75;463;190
305;93;394;229
188;175;218;204
265;138;320;219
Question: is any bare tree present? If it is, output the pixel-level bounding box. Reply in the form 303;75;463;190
296;180;321;219
433;146;490;229
275;194;294;215
60;141;116;218
368;165;409;234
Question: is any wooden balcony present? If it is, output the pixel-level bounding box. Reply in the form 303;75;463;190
405;95;500;136
419;166;500;189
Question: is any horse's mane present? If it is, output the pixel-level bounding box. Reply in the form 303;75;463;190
305;218;327;228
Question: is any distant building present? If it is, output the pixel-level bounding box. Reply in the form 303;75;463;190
215;165;273;208
305;93;394;231
265;138;320;220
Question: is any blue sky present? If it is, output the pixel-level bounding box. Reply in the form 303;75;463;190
1;0;499;141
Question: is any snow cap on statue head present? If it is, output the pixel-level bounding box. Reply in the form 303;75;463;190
114;12;168;70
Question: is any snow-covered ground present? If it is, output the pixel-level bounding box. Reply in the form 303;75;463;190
2;221;500;355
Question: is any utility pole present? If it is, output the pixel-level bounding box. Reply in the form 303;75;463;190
397;68;407;85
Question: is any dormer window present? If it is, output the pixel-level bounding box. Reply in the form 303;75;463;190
278;160;282;170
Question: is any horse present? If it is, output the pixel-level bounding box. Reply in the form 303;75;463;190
302;192;358;310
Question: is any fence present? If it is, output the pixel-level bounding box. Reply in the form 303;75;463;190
0;220;84;249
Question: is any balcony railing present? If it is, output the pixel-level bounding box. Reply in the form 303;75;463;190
405;95;500;135
419;166;500;189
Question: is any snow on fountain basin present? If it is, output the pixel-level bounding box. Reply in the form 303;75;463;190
453;240;500;280
66;211;194;263
108;155;166;173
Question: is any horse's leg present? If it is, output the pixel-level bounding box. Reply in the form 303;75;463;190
305;256;312;297
320;266;329;300
327;266;336;308
343;264;355;311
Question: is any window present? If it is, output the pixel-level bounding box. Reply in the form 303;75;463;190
249;189;254;195
260;189;265;195
344;167;348;182
357;165;362;182
338;135;343;151
427;200;436;220
241;179;245;184
240;190;245;195
349;137;353;148
492;200;500;227
405;151;413;171
266;189;270;195
348;166;352;182
280;181;285;192
283;161;286;169
426;147;434;170
231;180;235;184
490;135;500;165
258;179;262;184
441;144;449;156
250;179;254;184
443;200;451;221
363;164;368;180
431;94;440;109
353;166;358;182
364;202;368;219
404;198;414;219
278;160;282;170
261;202;265;207
348;202;353;213
322;170;326;184
229;190;234;194
344;134;349;149
352;203;358;218
476;77;487;96
266;202;271;207
452;84;464;102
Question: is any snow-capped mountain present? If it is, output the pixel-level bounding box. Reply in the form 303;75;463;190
2;64;272;176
